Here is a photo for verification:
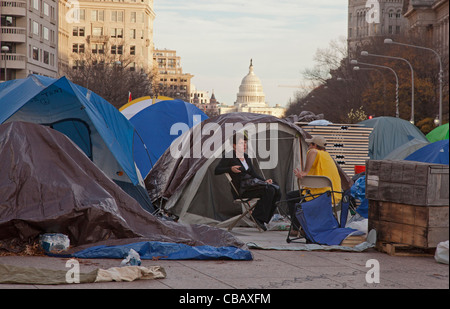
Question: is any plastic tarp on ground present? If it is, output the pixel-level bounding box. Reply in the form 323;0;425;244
145;112;354;226
427;123;449;143
0;75;153;212
405;139;449;165
0;122;248;256
126;99;208;178
359;116;428;160
66;241;252;260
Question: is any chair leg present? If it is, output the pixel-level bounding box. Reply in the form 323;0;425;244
227;201;264;232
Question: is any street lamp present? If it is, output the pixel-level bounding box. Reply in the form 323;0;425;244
1;46;10;82
353;66;387;112
361;51;415;123
385;38;444;126
351;59;400;118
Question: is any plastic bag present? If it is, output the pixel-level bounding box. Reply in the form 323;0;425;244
120;249;142;266
434;240;449;264
39;233;70;253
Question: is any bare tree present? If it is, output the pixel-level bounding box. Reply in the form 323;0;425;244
287;33;448;127
286;37;372;123
64;39;156;109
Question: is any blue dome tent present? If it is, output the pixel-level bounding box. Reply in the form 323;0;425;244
0;75;155;213
127;99;208;177
405;139;449;165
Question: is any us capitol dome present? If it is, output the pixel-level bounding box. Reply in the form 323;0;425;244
220;59;286;118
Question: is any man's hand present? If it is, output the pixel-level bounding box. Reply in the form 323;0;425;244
265;179;273;184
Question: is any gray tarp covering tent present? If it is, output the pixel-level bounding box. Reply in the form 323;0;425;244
383;138;430;160
0;122;245;252
359;116;428;160
145;113;353;226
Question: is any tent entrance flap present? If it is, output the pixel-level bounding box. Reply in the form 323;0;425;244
47;119;93;160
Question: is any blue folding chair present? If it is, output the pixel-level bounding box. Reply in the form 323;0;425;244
286;176;356;244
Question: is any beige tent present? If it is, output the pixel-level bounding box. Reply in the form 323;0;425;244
145;113;316;226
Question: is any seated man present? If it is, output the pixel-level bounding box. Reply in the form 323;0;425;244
287;135;342;235
214;133;280;231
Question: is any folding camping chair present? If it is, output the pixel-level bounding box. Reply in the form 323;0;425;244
224;173;264;232
286;175;348;243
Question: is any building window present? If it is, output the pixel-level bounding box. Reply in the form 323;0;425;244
92;27;103;36
43;51;49;64
130;29;136;39
111;45;123;55
43;27;49;40
130;46;135;55
73;9;85;22
33;21;39;35
92;44;104;54
32;46;39;60
131;12;136;23
43;2;49;16
73;26;85;36
91;10;104;22
111;28;123;38
73;60;85;70
111;11;124;22
72;43;85;53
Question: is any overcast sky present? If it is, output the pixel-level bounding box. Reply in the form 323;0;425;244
153;0;348;107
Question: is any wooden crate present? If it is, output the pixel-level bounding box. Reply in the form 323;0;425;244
366;160;449;206
297;123;373;177
368;200;449;248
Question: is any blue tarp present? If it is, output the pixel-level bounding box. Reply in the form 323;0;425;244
68;241;252;261
405;139;449;165
351;176;368;218
296;193;360;246
128;99;208;177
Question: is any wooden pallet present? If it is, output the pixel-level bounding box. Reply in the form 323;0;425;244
375;241;436;257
